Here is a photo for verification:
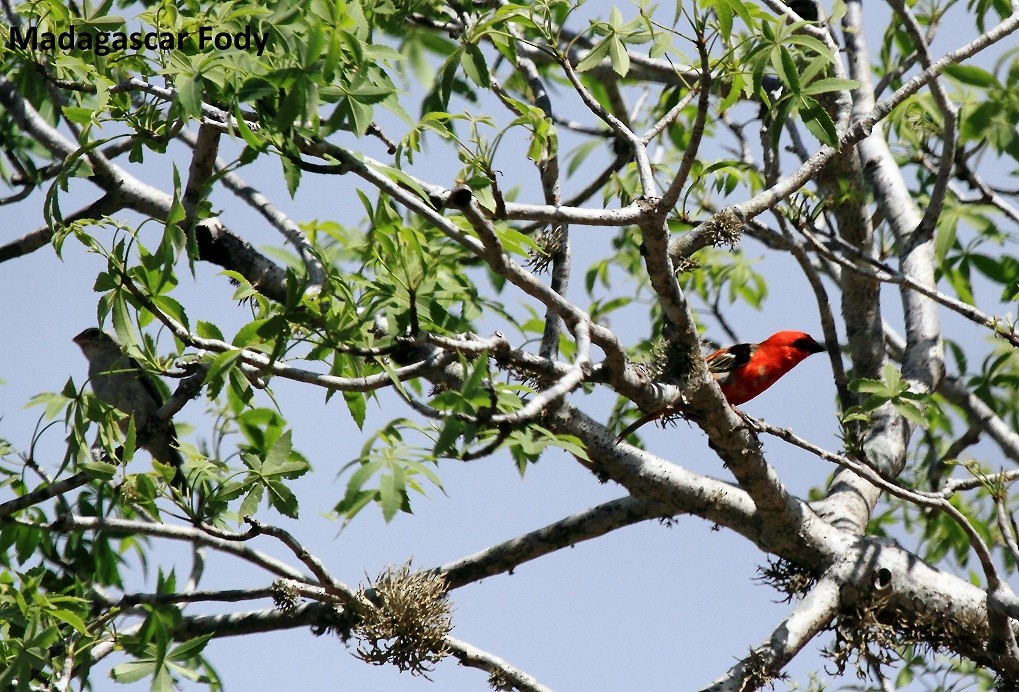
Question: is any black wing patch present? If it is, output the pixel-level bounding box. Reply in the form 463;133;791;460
707;342;755;373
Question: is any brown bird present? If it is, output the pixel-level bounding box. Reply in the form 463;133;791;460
73;328;187;488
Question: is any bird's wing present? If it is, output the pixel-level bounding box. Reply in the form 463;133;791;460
139;371;168;407
705;342;756;374
116;353;169;406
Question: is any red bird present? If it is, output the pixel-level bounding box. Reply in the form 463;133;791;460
617;330;825;441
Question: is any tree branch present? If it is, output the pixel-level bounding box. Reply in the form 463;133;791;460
436;496;674;588
704;575;840;691
444;636;553;692
179;127;325;294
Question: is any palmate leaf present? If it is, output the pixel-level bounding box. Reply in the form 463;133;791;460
235;429;309;518
334;418;447;525
111;635;213;689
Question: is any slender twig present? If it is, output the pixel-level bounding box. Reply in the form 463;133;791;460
0;195;125;264
658;36;712;211
928;423;981;490
948;154;1019;225
444;189;628;366
489;321;591;426
641;88;697;145
117;272;451;393
0;471;92;517
245;517;370;611
558;52;656;197
995;497;1019;568
25;515;310;582
112;587;278;607
798;224;1019;347
941;470;1019;498
500;33;571;361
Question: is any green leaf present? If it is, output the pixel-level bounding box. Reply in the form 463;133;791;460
267;480;300;518
402;459;444;493
80;459;119;477
935;215;958;263
49;607;89;635
335;489;377;525
339;459;384;505
545;434;589;460
239;484;263;518
608;37;630;76
893;400;928;427
713;0;734;40
800;98;839;146
175;75;203;119
111;660;156;683
364;160;432;205
848;378;891;396
784;35;836;60
168;634;213;661
343;391;366;429
26;390;71;420
575;39;612;72
960;101;1002;142
196;320;225;341
123;416;137;463
378;465;404;522
800;78;860;96
262;430;309;477
773;46;801;94
719;71;745;114
433;418;462;457
942;63;998;87
233;319;273;348
461;44;490;87
149;295;189;331
63;106;96;125
205;350;241;399
281;156;301;199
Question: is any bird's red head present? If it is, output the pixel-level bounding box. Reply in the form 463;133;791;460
759;330;826;364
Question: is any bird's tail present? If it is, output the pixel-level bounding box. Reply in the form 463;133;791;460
615;410;666;443
166;447;190;493
146;425;190;494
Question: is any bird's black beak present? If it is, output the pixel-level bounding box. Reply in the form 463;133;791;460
793;335;827;354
